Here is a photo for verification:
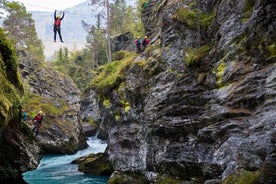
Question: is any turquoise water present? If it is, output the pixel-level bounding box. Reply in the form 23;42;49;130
23;137;109;184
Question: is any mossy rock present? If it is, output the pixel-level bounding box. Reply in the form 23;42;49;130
222;169;260;184
90;52;136;92
108;171;147;184
73;153;114;176
0;29;23;93
156;174;186;184
0;28;23;127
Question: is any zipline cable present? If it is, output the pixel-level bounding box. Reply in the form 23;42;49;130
41;39;87;45
22;2;94;18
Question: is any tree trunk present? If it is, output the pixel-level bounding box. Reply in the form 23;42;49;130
106;0;112;62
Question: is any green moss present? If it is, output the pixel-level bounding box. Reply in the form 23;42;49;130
112;51;128;61
134;49;163;77
103;96;111;108
172;8;214;29
0;29;23;126
108;171;146;184
200;12;215;28
21;93;69;117
185;45;211;66
172;8;197;29
241;0;256;23
268;44;276;57
216;62;226;88
90;52;136;92
115;111;120;121
156;174;184;184
83;118;97;126
0;73;20;122
121;99;130;112
0;29;23;94
222;169;260;184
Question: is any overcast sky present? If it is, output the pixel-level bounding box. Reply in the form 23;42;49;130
9;0;88;11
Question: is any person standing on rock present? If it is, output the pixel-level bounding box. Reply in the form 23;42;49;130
135;36;142;53
32;111;43;136
22;109;27;122
54;10;65;42
142;35;150;50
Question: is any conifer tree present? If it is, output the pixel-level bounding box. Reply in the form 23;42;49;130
89;0;112;62
2;1;44;62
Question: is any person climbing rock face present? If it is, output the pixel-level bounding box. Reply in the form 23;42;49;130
54;10;65;42
32;111;43;136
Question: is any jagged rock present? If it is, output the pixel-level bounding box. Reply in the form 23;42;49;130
82;0;276;183
82;122;98;137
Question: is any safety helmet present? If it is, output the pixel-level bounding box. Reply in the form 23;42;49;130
38;111;43;114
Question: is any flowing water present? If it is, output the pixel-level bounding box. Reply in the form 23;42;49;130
23;136;109;184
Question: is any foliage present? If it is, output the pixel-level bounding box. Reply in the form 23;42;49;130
50;48;95;93
84;24;108;67
2;1;44;62
89;51;136;92
110;0;126;35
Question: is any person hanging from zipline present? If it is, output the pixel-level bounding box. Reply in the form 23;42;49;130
53;10;64;42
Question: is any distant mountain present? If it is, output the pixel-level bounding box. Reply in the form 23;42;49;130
31;0;137;60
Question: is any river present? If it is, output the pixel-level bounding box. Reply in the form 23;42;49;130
23;136;109;184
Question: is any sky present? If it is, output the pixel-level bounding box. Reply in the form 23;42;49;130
8;0;88;11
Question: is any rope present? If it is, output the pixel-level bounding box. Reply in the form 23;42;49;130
21;2;93;18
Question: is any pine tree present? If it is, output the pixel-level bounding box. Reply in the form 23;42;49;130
2;1;44;62
89;0;112;63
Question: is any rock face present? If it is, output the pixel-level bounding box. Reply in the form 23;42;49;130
18;42;87;154
83;0;276;183
17;30;87;154
0;29;42;183
111;32;136;53
26;67;88;154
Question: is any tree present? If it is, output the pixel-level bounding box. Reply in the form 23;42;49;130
110;0;127;35
2;1;44;62
90;0;112;63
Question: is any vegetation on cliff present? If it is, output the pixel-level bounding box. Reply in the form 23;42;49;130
0;28;23;125
89;51;137;92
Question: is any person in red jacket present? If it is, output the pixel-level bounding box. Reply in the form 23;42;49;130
142;35;150;51
54;10;65;42
32;111;43;136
